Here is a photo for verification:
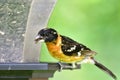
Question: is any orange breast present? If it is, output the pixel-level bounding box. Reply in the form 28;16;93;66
46;36;85;63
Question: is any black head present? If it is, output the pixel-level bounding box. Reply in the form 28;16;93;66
35;28;58;43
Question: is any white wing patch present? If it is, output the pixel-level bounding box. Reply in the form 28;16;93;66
67;45;76;52
77;52;81;56
81;48;84;51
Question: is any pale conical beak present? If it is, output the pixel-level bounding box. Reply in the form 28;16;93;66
34;35;44;43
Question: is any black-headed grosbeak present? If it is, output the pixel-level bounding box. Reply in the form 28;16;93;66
35;28;117;80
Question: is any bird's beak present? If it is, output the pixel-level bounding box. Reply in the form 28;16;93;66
34;35;44;44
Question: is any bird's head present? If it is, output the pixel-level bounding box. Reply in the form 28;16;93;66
35;28;58;43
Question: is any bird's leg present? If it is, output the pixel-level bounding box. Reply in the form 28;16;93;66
58;62;78;71
66;63;81;70
67;63;77;69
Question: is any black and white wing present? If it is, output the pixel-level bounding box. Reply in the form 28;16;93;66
61;35;91;56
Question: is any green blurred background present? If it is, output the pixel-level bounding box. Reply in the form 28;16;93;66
40;0;120;80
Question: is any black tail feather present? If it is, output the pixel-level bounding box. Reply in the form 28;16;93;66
94;60;117;80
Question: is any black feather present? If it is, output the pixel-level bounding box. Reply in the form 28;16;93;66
61;35;91;56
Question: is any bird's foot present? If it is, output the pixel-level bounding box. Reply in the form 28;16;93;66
58;62;64;72
58;62;80;71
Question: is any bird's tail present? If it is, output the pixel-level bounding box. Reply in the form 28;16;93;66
93;59;117;80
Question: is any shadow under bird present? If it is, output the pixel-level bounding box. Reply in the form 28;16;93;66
35;28;117;80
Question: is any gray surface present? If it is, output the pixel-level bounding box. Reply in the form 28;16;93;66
23;0;57;62
0;0;32;62
0;63;48;70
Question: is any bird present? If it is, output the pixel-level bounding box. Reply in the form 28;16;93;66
35;28;117;80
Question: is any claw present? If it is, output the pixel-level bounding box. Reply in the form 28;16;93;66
58;62;64;72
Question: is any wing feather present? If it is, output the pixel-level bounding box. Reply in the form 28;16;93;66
61;35;91;56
